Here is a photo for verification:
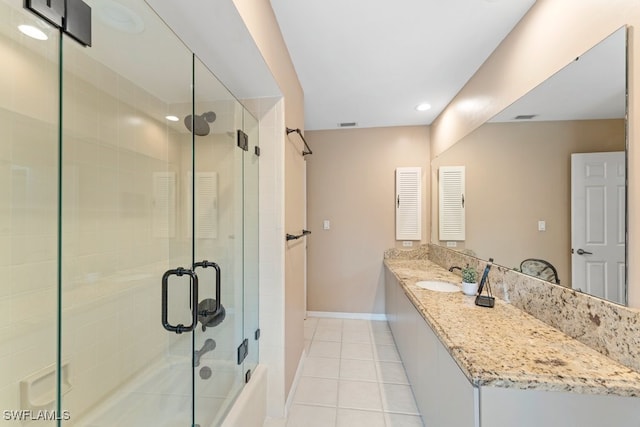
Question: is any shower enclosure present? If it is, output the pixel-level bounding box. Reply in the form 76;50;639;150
0;0;259;425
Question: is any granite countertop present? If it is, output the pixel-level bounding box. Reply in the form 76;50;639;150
384;258;640;397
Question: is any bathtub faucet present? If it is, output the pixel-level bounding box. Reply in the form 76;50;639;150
449;266;462;273
194;338;216;367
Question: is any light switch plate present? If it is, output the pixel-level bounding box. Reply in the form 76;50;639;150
538;220;546;231
402;241;413;247
323;220;330;230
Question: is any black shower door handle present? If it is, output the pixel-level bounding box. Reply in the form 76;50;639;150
161;267;199;334
193;260;222;317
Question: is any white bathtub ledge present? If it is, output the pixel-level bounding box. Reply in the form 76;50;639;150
220;364;267;427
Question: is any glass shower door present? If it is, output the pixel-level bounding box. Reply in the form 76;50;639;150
60;1;196;424
192;58;246;427
243;111;260;378
2;1;259;425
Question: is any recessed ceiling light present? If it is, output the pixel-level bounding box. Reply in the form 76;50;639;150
18;25;48;41
166;115;180;122
94;0;145;34
415;103;431;112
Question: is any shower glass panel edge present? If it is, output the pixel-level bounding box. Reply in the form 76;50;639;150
0;1;60;425
243;110;260;378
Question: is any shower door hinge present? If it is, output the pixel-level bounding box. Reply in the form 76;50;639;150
237;338;249;365
245;369;252;383
254;146;261;157
25;0;92;47
255;328;261;340
237;130;249;151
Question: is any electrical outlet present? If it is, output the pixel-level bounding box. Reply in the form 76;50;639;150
323;220;330;230
538;220;546;231
402;241;413;247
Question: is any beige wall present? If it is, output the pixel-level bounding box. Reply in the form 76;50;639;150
432;119;625;286
430;0;640;307
233;0;307;406
306;126;430;314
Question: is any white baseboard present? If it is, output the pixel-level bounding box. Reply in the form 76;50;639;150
306;311;387;321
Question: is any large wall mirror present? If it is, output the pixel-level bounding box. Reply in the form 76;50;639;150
432;26;627;305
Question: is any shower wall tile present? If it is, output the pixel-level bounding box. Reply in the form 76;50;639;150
0;119;12;161
0;353;12;389
0;384;17;416
0;237;11;267
0;297;10;329
10;234;56;265
12;260;56;295
0;267;9;298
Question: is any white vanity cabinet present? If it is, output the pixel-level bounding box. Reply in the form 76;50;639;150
385;268;476;426
384;267;640;427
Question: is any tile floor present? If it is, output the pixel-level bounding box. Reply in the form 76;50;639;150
266;316;424;427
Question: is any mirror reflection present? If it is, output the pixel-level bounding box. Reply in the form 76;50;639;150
432;26;627;305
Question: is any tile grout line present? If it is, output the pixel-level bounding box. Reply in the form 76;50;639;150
297;317;422;426
370;322;390;427
336;331;342;414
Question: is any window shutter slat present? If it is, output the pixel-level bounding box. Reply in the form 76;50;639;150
396;167;422;240
439;166;465;241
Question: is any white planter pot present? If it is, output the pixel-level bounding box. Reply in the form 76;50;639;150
461;281;479;296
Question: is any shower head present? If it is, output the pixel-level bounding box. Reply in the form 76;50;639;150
184;111;216;136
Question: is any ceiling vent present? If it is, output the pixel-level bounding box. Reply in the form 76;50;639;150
514;114;537;120
338;122;358;127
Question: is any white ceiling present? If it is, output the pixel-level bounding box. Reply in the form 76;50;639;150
85;0;623;132
270;0;536;130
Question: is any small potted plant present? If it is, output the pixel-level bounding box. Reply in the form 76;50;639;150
461;265;479;296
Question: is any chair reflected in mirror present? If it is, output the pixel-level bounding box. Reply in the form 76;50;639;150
519;258;560;284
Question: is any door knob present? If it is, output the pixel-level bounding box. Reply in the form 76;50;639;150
576;249;593;255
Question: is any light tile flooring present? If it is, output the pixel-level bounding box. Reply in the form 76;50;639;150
267;317;424;427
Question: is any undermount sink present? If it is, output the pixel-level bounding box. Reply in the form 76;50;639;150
415;281;460;292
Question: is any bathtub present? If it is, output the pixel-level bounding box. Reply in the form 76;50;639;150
73;356;266;427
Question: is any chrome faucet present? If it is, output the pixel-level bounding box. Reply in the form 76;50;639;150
194;338;216;367
448;266;462;273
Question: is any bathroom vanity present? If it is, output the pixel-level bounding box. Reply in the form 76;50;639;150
384;257;640;427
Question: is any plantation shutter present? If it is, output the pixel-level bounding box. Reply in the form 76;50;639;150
395;167;422;240
439;166;465;241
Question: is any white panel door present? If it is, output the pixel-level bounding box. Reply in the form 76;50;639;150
571;152;625;304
